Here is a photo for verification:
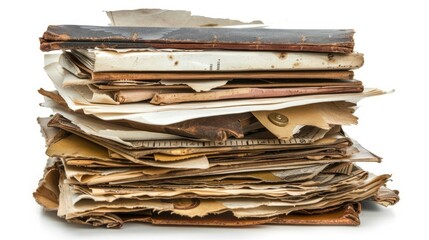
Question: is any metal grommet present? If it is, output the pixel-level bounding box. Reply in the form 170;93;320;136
268;112;288;127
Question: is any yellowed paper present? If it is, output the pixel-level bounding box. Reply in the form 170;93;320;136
252;102;358;139
106;8;263;27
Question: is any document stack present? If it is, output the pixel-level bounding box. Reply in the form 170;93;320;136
34;25;399;228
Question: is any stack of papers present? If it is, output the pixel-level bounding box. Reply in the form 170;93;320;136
34;11;398;228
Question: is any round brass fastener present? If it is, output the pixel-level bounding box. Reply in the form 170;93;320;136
268;112;289;127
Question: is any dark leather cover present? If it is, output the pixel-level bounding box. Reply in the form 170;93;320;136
40;25;354;53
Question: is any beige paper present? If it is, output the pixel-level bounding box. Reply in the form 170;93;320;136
49;102;185;145
47;135;210;169
252;102;358;139
160;79;229;92
44;57;385;125
106;8;263;27
72;49;363;72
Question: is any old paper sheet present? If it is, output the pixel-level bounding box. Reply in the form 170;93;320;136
252;102;358;139
73;49;363;72
44;58;385;125
106;8;263;27
47;135;210;169
160;79;229;92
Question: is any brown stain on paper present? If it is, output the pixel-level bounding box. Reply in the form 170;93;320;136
278;52;287;60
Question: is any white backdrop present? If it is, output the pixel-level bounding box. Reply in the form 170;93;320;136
0;0;426;239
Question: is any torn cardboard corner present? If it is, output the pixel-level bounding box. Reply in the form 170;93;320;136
33;158;61;211
38;117;69;147
106;8;263;27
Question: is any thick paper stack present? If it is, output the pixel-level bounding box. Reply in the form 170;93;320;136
34;21;399;228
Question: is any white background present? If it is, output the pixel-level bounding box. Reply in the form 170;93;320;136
0;0;426;239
